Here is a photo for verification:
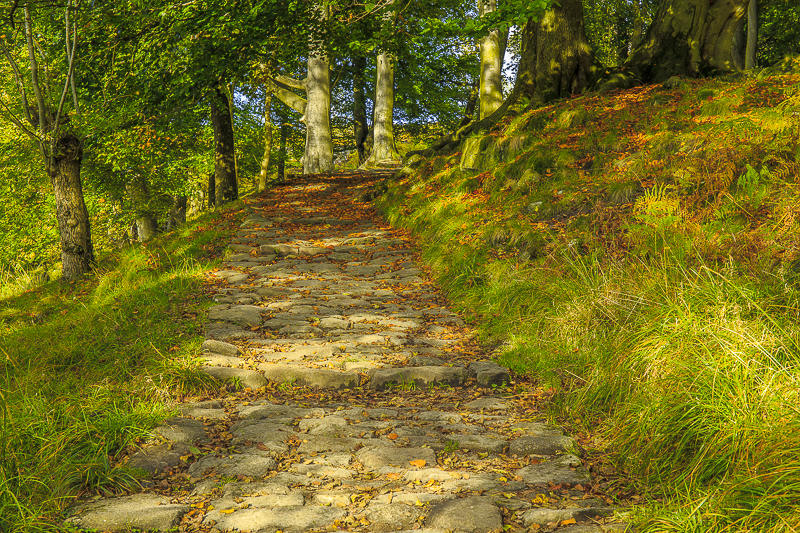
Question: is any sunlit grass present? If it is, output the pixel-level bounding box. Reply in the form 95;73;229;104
0;206;241;532
379;70;800;531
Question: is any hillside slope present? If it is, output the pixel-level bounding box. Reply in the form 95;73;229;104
378;61;800;532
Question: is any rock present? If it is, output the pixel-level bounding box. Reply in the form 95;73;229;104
127;443;187;475
516;455;590;486
153;417;206;443
464;397;511;411
261;243;297;256
312;490;352;507
356;445;437;469
200;353;244;367
520;506;614;527
188;453;276;478
67;494;188;532
468;361;510;387
509;434;576;456
204;505;345;533
318;317;351;329
202;339;241;356
369;366;465;390
426;496;503;533
260;365;359;389
363;502;423;530
202;366;267;389
208;304;264;327
445;434;507;454
229;420;291;453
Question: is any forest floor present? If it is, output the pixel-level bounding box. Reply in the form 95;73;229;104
64;172;629;532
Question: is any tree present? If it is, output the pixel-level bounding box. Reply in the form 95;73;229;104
352;55;369;164
303;1;334;174
258;87;274;191
210;85;238;205
517;0;594;102
478;0;505;118
627;0;749;81
745;0;758;69
0;2;94;279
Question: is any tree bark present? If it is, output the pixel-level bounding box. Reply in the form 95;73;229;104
517;0;593;103
207;173;215;208
353;55;368;164
258;88;274;191
50;133;94;278
210;85;238;205
304;1;334;174
127;176;157;242
479;0;504;119
168;195;187;229
745;0;758;69
459;80;480;128
278;122;289;181
367;52;401;166
627;0;749;81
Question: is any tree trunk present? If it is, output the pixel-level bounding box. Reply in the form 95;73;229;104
278;122;289;181
50;133;94;279
518;0;593;103
210;85;238;205
353;55;368;164
367;52;400;166
207;173;215;208
745;0;758;69
627;0;749;81
258;89;274;191
168;195;187;229
479;0;504;119
304;2;333;174
459;80;480;127
127;176;157;242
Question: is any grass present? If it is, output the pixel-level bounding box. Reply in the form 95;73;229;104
378;63;800;531
0;203;243;532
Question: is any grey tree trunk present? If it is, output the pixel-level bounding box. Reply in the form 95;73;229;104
303;2;334;174
518;0;593;103
258;89;274;191
210;85;238;205
168;195;187;229
367;52;400;166
127;176;157;242
278;123;289;181
353;56;369;164
50;133;94;279
479;0;504;119
745;0;758;69
627;0;749;81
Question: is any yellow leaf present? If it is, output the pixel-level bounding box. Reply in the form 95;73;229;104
561;518;577;526
220;508;235;514
409;459;427;468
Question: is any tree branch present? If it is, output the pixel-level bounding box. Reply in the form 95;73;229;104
50;1;78;155
268;79;307;115
23;6;48;158
0;40;34;125
274;74;306;91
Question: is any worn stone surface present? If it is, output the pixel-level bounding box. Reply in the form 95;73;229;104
201;366;267;389
426;496;503;532
67;494;187;531
68;174;613;532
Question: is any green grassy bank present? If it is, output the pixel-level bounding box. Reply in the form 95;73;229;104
378;62;800;531
0;204;242;532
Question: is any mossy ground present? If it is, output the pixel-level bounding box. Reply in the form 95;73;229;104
0;203;244;532
378;64;800;532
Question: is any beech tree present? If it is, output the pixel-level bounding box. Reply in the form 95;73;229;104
0;2;94;279
517;0;594;103
478;0;505;119
627;0;749;81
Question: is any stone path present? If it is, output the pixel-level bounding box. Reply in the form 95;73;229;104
67;173;624;532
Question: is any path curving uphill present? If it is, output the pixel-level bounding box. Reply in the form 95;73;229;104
67;173;624;533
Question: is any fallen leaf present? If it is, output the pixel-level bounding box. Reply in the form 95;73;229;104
387;433;398;440
409;459;427;468
561;518;577;526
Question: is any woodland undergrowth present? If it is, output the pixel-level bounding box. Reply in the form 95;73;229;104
0;204;242;532
379;62;800;532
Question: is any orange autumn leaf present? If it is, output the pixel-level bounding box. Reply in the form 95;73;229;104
409;459;427;468
560;519;576;526
387;433;398;440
